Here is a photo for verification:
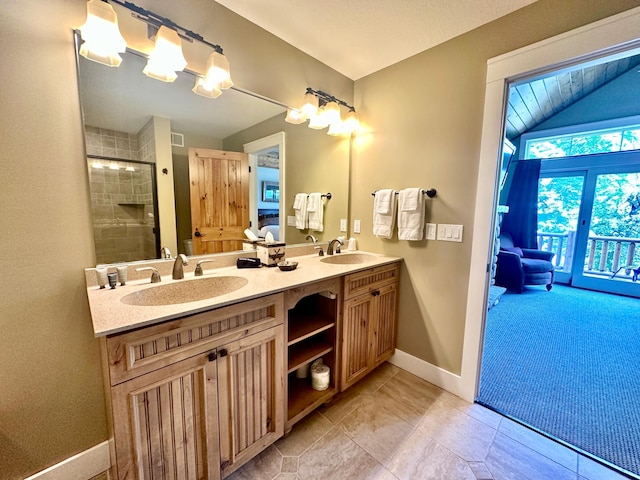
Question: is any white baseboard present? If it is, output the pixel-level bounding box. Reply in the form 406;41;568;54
25;440;111;480
389;349;469;400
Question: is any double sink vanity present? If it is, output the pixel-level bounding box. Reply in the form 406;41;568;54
85;245;401;480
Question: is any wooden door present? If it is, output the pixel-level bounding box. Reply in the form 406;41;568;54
341;294;373;390
189;148;249;254
111;352;221;480
217;325;285;477
370;283;398;367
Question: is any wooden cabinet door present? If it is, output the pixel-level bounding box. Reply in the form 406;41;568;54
111;351;221;480
216;325;285;477
370;282;398;367
188;148;249;254
341;294;374;389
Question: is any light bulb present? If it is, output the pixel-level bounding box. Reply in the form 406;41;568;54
143;26;187;82
79;0;127;67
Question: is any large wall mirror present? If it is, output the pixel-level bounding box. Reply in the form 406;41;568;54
76;36;350;265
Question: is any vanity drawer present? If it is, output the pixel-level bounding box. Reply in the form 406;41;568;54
343;264;399;300
105;293;284;385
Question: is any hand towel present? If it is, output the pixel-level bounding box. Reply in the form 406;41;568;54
307;193;324;232
293;193;308;230
400;187;421;211
397;188;424;240
373;189;396;238
375;189;393;214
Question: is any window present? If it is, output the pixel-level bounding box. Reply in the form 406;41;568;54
523;123;640;159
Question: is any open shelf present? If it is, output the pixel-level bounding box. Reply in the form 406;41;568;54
287;375;335;422
288;313;335;346
288;338;333;373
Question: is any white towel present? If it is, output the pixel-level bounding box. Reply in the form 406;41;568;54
397;188;424;240
307;193;324;232
373;189;396;239
375;189;393;214
293;193;308;230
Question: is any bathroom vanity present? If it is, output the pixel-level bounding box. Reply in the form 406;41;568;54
86;250;400;479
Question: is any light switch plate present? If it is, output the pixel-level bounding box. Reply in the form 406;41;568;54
353;219;361;234
437;224;463;242
340;219;347;232
426;223;436;240
287;216;296;226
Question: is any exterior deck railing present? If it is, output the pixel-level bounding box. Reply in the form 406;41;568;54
537;232;640;281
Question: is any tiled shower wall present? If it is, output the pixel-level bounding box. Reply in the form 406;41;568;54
86;125;158;264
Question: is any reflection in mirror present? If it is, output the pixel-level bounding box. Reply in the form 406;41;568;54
76;35;351;265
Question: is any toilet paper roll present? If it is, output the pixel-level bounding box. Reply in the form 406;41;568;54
310;363;330;391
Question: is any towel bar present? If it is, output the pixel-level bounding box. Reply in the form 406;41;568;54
371;188;436;198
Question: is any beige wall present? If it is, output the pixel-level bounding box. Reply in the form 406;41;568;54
0;1;351;478
351;0;640;374
2;0;639;477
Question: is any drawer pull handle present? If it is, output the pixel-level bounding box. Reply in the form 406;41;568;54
219;348;228;358
207;351;217;362
371;290;380;297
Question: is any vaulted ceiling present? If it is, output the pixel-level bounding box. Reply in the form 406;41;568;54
505;54;640;140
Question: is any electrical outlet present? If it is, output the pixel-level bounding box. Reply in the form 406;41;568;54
340;218;347;232
353;219;361;234
426;223;436;240
287;216;296;226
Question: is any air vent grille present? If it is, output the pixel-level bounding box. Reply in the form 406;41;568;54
171;132;184;147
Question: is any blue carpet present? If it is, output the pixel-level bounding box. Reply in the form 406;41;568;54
478;284;640;477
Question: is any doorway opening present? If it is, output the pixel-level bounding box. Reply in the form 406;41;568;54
477;31;640;479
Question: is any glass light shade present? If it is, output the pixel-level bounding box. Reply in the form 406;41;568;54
308;106;329;129
91;160;104;169
327;120;347;136
197;51;233;91
284;108;307;124
143;26;187;82
79;0;127;67
301;92;319;117
109;162;120;170
323;101;341;126
344;110;360;134
125;165;135;172
192;77;223;98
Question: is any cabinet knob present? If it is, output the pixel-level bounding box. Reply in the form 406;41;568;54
371;290;380;297
207;351;217;362
219;348;228;358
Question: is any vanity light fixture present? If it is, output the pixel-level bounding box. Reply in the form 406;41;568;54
285;87;360;136
79;0;127;67
79;0;232;95
192;50;233;98
143;25;187;82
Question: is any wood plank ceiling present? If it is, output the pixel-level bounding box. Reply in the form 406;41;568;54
505;54;640;141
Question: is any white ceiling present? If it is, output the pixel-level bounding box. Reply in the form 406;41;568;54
216;0;539;80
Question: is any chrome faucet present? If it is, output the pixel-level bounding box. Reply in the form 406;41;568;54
160;246;172;259
305;234;318;243
327;239;343;255
172;254;189;280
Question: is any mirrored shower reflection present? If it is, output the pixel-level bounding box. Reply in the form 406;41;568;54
87;156;158;264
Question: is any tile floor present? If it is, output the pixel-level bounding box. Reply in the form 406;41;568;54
227;363;631;480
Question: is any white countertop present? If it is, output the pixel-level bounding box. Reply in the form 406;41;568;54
86;251;401;337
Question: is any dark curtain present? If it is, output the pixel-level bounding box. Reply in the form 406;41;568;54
501;159;541;249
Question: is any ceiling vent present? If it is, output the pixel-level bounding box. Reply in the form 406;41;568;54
170;132;184;147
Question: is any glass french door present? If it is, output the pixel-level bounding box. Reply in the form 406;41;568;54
571;166;640;297
537;173;586;284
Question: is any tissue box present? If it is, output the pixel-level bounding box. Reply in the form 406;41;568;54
242;240;259;251
257;242;286;267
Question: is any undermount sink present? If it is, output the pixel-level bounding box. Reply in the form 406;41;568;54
121;276;249;306
320;253;376;265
